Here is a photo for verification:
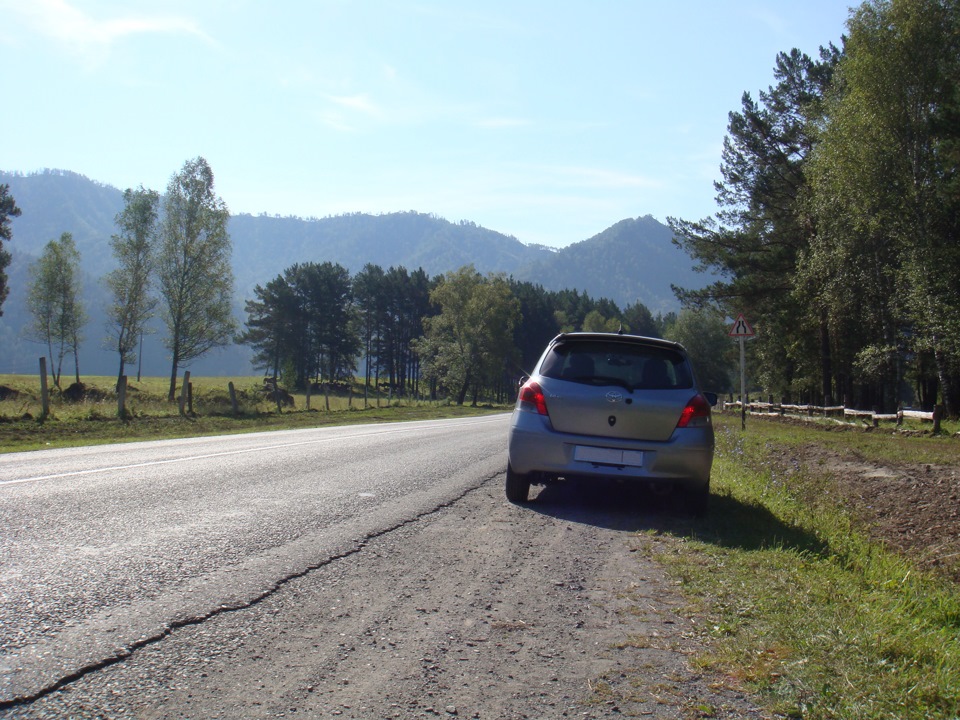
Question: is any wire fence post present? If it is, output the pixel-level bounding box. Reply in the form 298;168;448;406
38;357;50;421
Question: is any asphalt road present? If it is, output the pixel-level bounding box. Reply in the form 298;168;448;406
0;415;511;708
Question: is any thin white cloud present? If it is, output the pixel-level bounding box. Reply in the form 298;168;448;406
314;110;359;134
3;0;211;66
327;93;381;116
475;117;533;129
312;93;383;132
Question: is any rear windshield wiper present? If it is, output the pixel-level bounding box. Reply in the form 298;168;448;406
587;375;635;393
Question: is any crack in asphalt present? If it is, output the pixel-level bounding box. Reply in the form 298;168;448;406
0;472;503;711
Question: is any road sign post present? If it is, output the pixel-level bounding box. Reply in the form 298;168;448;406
729;314;755;430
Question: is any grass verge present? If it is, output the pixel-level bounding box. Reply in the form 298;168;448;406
638;413;960;719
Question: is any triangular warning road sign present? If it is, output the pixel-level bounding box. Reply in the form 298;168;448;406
729;313;755;337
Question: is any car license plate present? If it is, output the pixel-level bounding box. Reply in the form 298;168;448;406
574;446;643;467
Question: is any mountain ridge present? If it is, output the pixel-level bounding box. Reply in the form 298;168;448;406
0;169;709;375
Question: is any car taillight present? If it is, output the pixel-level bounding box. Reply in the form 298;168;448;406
518;380;549;416
677;394;711;428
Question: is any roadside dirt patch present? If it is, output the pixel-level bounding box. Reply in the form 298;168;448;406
62;382;113;403
788;443;960;582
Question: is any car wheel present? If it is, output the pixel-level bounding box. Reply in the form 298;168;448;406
505;464;531;503
686;481;710;517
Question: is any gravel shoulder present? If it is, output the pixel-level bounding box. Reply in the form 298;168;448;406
4;478;765;720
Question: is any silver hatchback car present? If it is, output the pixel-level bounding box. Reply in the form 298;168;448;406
506;332;716;514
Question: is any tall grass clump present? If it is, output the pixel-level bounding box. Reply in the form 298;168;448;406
644;414;960;719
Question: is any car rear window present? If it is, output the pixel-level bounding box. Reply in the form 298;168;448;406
539;340;693;389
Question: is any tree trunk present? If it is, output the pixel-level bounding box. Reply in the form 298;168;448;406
935;349;960;419
819;310;833;406
167;350;180;403
456;371;472;406
137;331;144;382
364;334;371;409
54;348;64;390
117;354;126;392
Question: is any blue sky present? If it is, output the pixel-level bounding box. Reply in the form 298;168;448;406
1;1;852;249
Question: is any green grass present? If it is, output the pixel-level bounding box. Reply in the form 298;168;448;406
735;410;960;465
0;374;508;452
637;413;960;719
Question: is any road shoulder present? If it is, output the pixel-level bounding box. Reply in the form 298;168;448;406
8;479;766;719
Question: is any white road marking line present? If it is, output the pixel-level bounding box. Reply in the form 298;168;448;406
1;416;504;487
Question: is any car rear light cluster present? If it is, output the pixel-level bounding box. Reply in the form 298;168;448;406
518;380;549;416
677;394;712;428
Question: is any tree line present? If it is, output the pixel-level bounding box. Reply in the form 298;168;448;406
669;0;960;416
5;157;236;402
4;157;732;407
238;261;721;407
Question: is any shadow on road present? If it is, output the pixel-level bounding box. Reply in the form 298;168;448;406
518;477;827;558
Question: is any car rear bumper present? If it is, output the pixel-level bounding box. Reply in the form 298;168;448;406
507;410;713;487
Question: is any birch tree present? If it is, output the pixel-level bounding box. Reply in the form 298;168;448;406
27;232;86;388
157;158;236;401
105;187;159;385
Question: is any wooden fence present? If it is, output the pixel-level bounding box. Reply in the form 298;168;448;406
722;398;943;433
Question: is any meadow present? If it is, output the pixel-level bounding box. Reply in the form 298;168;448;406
0;373;504;452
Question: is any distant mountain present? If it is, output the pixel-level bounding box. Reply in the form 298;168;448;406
0;170;710;376
1;170;126;277
226;212;553;299
513;216;710;314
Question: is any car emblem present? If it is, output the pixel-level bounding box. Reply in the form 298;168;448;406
605;391;623;403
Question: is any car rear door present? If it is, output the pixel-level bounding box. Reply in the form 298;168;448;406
537;339;693;443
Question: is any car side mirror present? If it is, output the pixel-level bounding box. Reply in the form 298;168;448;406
703;392;718;407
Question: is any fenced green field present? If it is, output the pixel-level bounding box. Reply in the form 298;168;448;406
0;374;506;452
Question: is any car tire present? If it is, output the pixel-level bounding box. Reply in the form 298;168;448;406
686;481;710;517
505;464;531;503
